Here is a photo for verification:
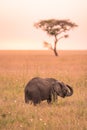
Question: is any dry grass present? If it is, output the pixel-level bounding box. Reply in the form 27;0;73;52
0;50;87;130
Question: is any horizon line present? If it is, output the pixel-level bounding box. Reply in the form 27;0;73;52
0;49;87;51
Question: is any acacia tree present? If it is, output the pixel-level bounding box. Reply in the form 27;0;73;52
34;19;77;56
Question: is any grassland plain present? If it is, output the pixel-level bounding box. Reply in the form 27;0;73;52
0;50;87;130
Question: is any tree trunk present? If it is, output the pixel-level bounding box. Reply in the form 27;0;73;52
53;35;58;56
54;48;58;56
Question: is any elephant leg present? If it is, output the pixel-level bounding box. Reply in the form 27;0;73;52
32;96;41;105
52;92;58;103
33;100;41;105
54;92;58;102
47;95;52;104
25;92;29;103
47;99;51;104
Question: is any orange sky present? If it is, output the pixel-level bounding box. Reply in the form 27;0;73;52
0;0;87;50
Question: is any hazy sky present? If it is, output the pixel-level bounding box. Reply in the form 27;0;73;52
0;0;87;50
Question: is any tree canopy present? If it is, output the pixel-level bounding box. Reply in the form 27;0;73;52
34;19;78;56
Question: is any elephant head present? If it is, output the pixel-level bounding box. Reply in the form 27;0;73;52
52;81;73;98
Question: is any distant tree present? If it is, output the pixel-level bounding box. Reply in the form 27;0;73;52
34;19;78;56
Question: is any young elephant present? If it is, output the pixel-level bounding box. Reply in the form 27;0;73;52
24;77;73;105
24;77;53;105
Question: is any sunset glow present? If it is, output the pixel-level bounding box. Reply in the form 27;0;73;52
0;0;87;50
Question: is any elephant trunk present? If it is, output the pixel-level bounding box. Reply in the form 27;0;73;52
66;85;73;96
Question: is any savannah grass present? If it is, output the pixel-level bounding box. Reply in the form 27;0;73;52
0;50;87;130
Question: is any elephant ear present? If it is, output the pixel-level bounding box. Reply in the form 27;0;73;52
57;82;66;90
58;82;69;95
51;81;62;95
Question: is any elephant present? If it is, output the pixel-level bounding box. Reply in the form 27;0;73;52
24;77;73;105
